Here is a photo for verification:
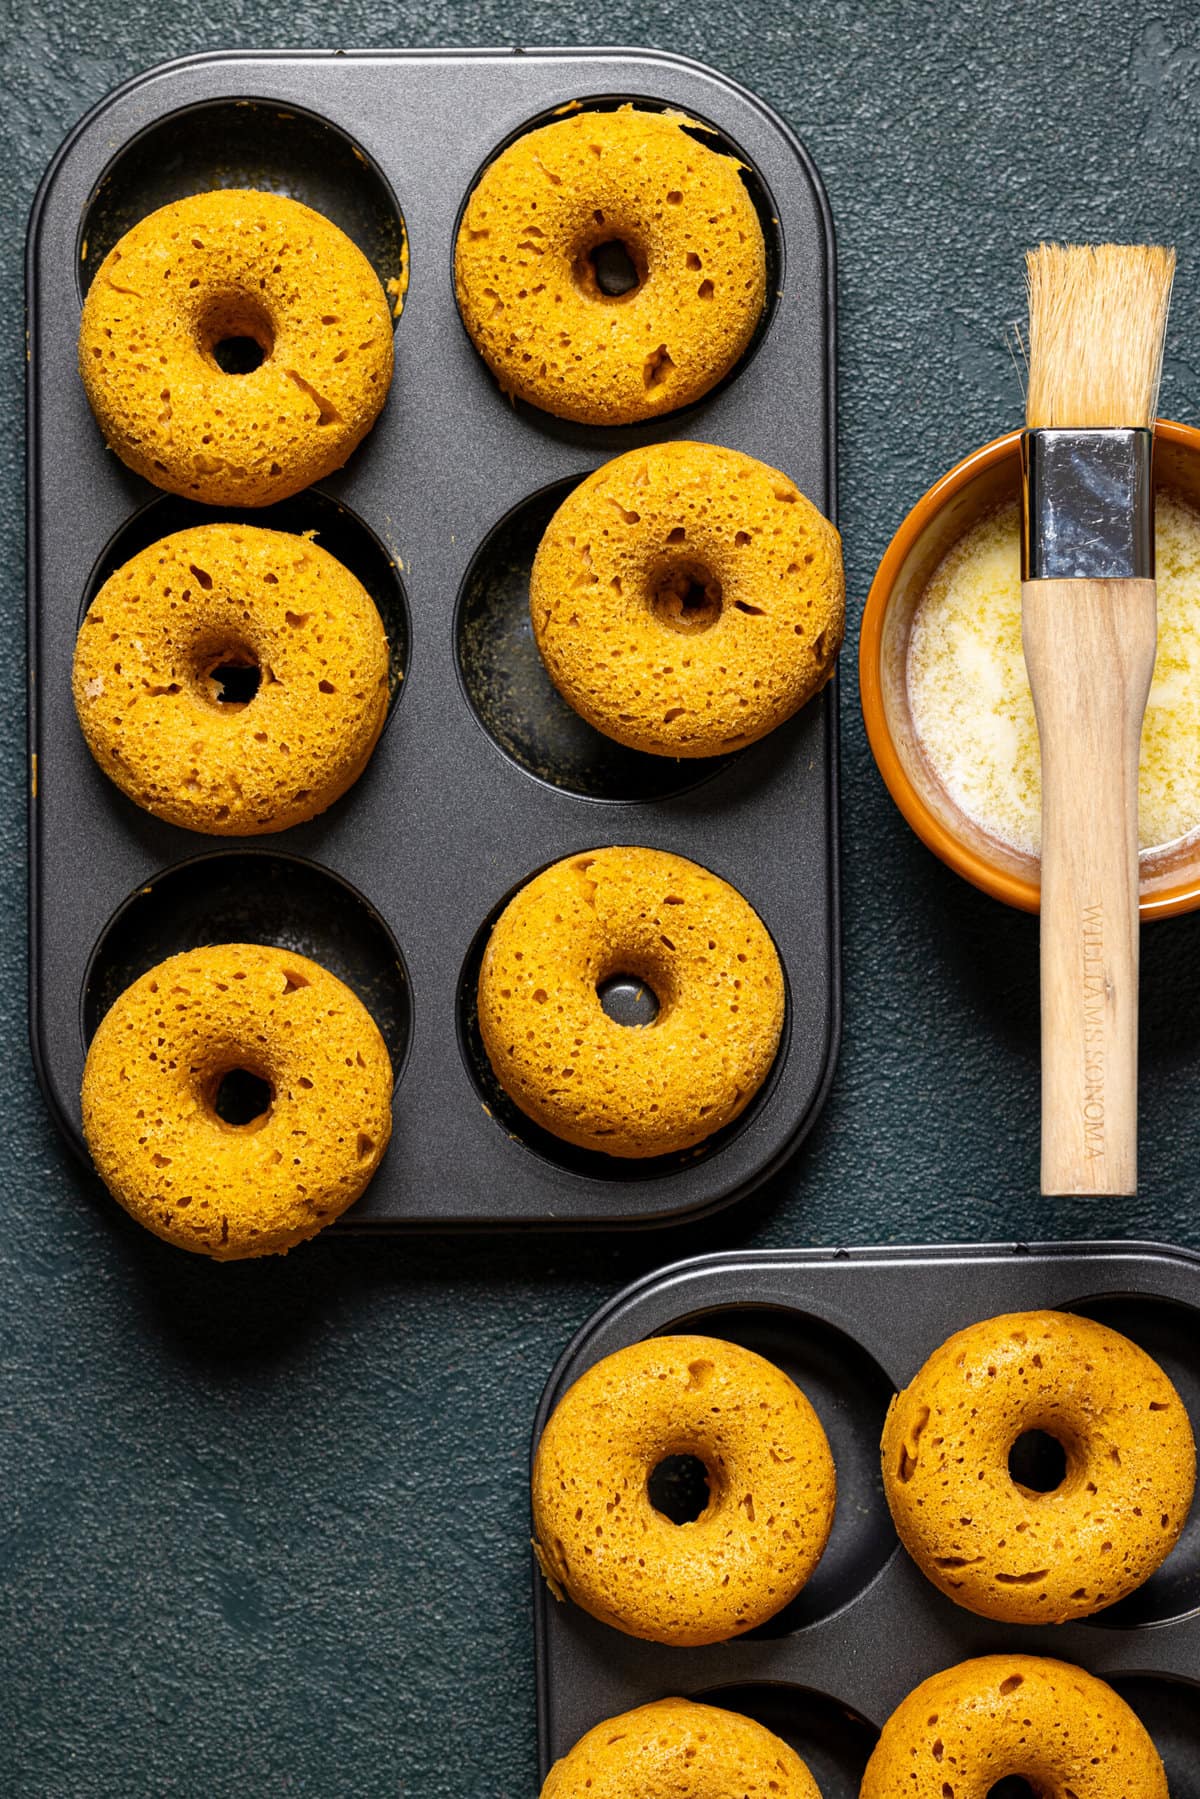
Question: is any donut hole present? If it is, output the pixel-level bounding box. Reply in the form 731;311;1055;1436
209;1065;273;1130
596;972;660;1027
650;557;724;634
213;336;267;376
589;239;641;296
188;638;263;711
198;295;276;376
204;653;262;708
1008;1429;1069;1495
987;1782;1040;1799
572;228;647;301
648;1453;711;1524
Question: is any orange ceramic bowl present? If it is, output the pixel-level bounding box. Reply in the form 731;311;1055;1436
859;420;1200;920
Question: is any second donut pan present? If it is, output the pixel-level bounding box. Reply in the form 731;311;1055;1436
531;1241;1200;1792
27;47;838;1228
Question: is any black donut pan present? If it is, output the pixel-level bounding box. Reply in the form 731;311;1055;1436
26;47;838;1229
532;1240;1200;1793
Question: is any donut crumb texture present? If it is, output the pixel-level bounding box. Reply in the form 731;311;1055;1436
531;1334;835;1645
532;441;843;757
73;523;389;834
541;1697;822;1798
78;189;393;506
880;1309;1196;1623
477;846;785;1158
860;1654;1168;1797
81;943;393;1259
455;107;766;425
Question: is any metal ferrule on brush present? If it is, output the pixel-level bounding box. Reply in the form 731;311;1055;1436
1020;428;1155;581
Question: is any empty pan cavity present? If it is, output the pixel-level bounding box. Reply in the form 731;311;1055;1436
82;851;411;1083
76;97;407;316
694;1683;877;1799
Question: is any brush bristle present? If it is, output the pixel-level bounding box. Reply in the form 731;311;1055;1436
1024;243;1175;429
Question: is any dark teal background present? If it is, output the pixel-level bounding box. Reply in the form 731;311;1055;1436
5;4;1200;1793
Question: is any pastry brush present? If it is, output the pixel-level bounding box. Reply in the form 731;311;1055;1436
1021;242;1175;1196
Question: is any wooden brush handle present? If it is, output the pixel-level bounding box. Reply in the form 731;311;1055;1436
1022;577;1156;1196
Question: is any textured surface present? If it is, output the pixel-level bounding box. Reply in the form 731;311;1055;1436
880;1310;1197;1623
73;523;390;831
860;1655;1168;1797
79;189;395;505
542;1697;822;1797
478;845;784;1155
531;441;843;755
5;3;1200;1796
82;943;394;1257
455;106;765;423
531;1333;834;1642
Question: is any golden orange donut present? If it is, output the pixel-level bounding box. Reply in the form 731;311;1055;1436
82;943;393;1259
881;1309;1196;1622
73;523;390;834
531;442;843;757
79;189;393;505
455;106;765;424
541;1698;821;1798
476;846;785;1158
860;1656;1166;1798
531;1334;836;1645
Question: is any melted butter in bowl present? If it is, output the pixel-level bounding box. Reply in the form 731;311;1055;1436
908;493;1200;863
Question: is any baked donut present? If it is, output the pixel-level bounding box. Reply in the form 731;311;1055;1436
477;846;784;1158
531;1333;835;1644
542;1698;821;1798
881;1309;1195;1622
79;189;393;505
455;106;765;424
73;523;390;834
860;1655;1166;1798
531;442;843;757
82;943;393;1260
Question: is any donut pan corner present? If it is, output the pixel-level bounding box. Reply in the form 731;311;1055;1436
531;1240;1200;1794
26;47;839;1229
